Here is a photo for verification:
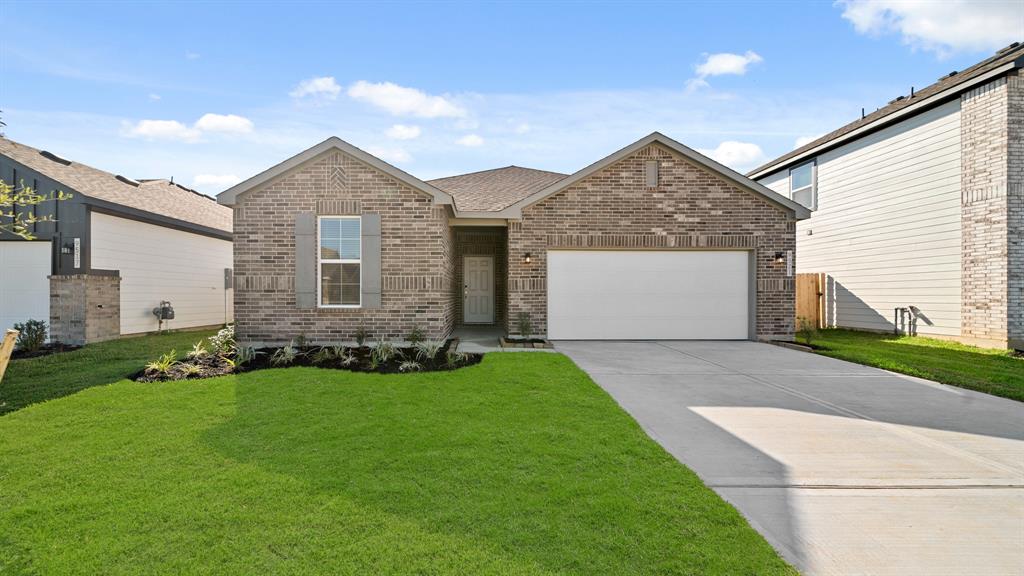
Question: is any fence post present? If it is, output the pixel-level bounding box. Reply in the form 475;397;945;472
0;330;18;383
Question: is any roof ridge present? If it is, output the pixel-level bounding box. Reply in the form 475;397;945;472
428;164;568;182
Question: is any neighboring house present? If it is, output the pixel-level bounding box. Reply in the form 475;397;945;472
218;132;809;345
0;137;234;345
751;42;1023;350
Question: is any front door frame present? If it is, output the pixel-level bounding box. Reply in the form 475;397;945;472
463;255;495;324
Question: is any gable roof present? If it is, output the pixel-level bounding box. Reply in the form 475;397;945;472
428;166;567;212
217;136;454;207
503;132;812;220
0;137;232;233
749;41;1024;179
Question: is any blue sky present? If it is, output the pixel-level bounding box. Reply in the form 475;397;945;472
1;1;1021;194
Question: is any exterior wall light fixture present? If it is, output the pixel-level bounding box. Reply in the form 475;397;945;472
773;252;785;264
524;252;532;264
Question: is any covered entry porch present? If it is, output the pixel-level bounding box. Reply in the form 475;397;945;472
451;223;508;332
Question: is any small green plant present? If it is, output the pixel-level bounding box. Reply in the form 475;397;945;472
295;333;309;348
371;339;397;364
367;356;380;371
145;350;177;375
207;324;235;355
338;347;357;367
406;325;426;345
179;363;203;377
12;319;47;352
271;341;299;367
414;339;444;362
516;312;533;340
234;345;258;366
311;346;335;365
796;316;818;347
186;341;208;359
445;349;469;368
354;324;370;347
399;360;422;372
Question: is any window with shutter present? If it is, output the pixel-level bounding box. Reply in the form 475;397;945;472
318;216;361;307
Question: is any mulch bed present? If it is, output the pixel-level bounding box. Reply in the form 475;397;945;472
133;339;482;383
11;343;82;360
500;337;552;349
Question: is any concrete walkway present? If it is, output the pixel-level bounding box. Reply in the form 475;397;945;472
555;340;1024;576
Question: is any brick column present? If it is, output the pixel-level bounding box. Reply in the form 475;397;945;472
49;274;120;345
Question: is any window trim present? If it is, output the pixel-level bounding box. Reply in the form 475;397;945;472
316;215;362;309
789;160;817;211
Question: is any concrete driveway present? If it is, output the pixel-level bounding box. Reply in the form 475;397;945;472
555;340;1024;576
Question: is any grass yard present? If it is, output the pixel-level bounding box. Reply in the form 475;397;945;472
813;329;1024;402
0;329;217;415
0;336;794;575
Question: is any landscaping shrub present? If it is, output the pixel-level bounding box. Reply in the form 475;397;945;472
13;319;47;352
516;312;533;340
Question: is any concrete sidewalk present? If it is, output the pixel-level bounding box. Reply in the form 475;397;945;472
556;340;1024;576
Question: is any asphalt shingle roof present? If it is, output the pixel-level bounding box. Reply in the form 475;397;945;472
428;165;568;212
0;137;232;233
749;42;1024;177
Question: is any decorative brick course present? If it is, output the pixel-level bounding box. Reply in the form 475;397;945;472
232;150;453;345
507;144;797;340
49;273;120;345
961;72;1023;348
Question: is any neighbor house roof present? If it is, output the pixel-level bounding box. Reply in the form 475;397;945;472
0;137;232;234
428;166;568;212
748;41;1024;179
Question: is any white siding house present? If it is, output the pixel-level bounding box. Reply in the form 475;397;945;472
90;212;233;335
759;102;963;337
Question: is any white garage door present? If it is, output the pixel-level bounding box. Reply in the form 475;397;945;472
0;241;51;332
547;250;750;340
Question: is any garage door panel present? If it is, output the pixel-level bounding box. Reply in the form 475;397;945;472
547;250;749;340
0;241;51;332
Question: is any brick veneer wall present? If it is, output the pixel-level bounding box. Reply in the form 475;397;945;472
960;72;1022;348
232;150;453;345
507;143;797;340
452;227;507;326
49;273;120;345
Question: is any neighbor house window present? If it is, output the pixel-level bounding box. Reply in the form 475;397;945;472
790;161;816;210
319;216;361;307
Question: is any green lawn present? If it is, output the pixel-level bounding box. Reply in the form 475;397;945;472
813;329;1024;402
0;329;217;416
0;337;793;575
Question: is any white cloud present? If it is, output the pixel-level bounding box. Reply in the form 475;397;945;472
456;134;484;147
193;173;242;188
122;119;200;142
289;76;342;100
348;81;466;118
386;124;421;140
148;93;161;101
838;0;1023;57
794;134;824;149
123;113;254;142
697;141;767;171
365;146;412;163
194;113;253;134
695;51;764;78
514;122;531;134
185;52;200;60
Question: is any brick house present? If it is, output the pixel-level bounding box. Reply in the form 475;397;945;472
751;42;1023;350
218;132;810;345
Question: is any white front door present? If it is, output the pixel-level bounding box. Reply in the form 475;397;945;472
547;250;750;340
464;256;494;324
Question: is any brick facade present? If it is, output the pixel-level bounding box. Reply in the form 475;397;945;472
960;72;1023;349
49;273;120;345
507;144;796;340
232;150;453;345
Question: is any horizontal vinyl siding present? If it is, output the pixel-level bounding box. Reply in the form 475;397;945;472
761;101;962;336
90;212;233;335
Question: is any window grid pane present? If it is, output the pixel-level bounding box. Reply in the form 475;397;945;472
319;217;362;306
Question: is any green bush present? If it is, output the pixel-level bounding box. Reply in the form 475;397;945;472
13;319;47;352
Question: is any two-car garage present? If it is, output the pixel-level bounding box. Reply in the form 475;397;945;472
546;250;752;340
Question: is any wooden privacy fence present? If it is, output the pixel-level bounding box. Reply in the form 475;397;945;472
795;273;825;329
